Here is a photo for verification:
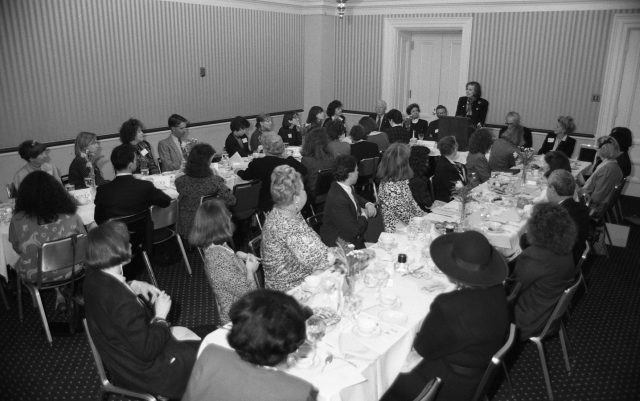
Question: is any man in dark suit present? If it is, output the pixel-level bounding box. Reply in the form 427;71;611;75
320;155;377;249
433;136;468;202
425;105;447;141
368;99;391;132
224;116;251;157
94;144;171;224
498;111;533;148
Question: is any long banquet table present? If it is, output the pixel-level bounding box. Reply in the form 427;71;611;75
199;230;455;401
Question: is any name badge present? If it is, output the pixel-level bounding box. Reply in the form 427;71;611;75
242;138;248;143
140;149;149;156
288;134;292;138
435;129;439;133
547;138;554;143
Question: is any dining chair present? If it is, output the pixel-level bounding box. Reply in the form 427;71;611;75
471;323;517;401
109;210;157;287
248;235;264;288
83;319;158;401
5;183;17;199
230;180;263;231
528;275;583;401
310;169;335;214
305;213;324;233
17;233;87;344
60;174;70;185
576;241;590;293
412;376;442;401
0;276;10;310
150;199;192;276
357;157;380;202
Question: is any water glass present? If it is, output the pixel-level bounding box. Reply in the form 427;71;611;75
140;168;150;176
418;133;425;140
306;315;327;346
84;177;95;188
64;184;75;192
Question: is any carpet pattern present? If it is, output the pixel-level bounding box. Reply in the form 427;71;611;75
0;226;639;401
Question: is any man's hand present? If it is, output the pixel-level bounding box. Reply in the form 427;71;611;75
129;280;162;303
364;202;377;218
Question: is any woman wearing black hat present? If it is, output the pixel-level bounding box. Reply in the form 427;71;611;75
381;231;509;401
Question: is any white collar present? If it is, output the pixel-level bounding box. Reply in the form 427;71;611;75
115;172;133;177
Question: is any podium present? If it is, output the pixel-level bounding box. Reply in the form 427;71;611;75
438;116;474;151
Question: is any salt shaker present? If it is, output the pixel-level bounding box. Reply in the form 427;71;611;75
394;253;408;274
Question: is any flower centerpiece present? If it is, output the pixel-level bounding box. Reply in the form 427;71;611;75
451;181;475;230
333;238;375;296
514;147;536;184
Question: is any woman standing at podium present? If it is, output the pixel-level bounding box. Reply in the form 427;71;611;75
455;81;489;127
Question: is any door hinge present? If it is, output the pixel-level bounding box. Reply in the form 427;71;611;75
408;90;412;98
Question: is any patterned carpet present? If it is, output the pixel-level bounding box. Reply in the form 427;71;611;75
0;219;639;401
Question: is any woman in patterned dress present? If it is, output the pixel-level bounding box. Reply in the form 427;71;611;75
9;171;87;310
189;199;259;324
261;165;333;291
175;143;236;238
377;143;424;232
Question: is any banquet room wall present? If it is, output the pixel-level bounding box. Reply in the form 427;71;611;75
0;0;305;150
334;8;640;134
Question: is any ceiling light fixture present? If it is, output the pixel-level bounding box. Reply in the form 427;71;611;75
337;0;347;19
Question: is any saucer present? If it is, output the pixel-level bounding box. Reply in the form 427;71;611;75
352;324;381;338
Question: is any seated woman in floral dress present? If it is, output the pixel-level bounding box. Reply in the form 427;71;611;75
377;143;424;232
189;199;259;324
261;165;333;291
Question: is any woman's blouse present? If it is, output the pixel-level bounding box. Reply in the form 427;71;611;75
406;119;429;138
68;156;108;188
250;128;263;152
278;127;302;146
13;162;62;191
378;180;424;232
262;207;331;291
175;174;236;238
581;159;623;215
134;140;160;175
9;212;87;283
203;243;256;325
466;152;491;184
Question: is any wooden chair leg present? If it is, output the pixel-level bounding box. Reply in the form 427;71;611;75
176;235;192;276
33;289;53;344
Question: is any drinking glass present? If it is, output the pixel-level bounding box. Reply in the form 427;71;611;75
418;133;425;141
306;315;327;358
141;167;150;176
342;295;363;321
84;177;95;188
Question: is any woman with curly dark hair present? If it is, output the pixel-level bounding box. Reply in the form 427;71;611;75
512;202;578;340
300;127;335;199
304;106;325;132
119;118;160;175
466;128;494;184
182;289;317;401
9;171;87;311
404;103;429;139
175;143;236;238
408;146;433;211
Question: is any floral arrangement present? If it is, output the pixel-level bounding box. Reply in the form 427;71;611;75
181;138;198;157
514;147;536;183
451;182;475;228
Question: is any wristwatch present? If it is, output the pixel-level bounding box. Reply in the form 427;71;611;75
151;316;170;328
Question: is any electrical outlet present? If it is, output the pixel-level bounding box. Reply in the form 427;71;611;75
199;67;206;77
591;94;601;102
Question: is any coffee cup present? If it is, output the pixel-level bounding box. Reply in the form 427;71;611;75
356;316;377;334
380;289;399;306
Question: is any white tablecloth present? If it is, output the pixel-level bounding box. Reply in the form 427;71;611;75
414;140;468;163
199;232;454;401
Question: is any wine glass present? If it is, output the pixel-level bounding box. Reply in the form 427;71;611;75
306;315;327;360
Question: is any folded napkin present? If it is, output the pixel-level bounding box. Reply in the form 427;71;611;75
229;152;243;162
70;188;93;205
171;326;201;342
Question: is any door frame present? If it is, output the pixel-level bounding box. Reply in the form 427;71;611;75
381;17;473;110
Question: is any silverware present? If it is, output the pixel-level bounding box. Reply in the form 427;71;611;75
321;353;333;372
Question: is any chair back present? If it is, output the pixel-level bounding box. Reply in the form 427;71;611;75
248;235;262;258
83;319;110;386
314;169;335;204
412;377;442;401
200;194;217;205
576;240;590;271
471;323;517;401
37;233;87;286
358;157;379;178
577;145;597;163
534;276;582;341
306;213;323;233
60;174;70;185
6;183;17;199
109;209;153;254
157;157;164;173
231;180;262;220
150;199;178;230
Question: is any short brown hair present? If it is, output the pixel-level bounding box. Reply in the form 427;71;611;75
189;199;234;247
87;221;132;269
527;202;576;255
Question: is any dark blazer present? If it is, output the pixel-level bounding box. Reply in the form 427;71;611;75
455;96;489;126
68;157;108;189
465;152;491;184
320;182;368;249
384;125;411;144
382;286;509;401
350;141;379;162
425;119;441;141
369;113;391;132
94;175;171;224
83;270;197;399
512;246;577;341
537;133;576;158
433;157;467;202
406;119;429;138
499;125;533;148
237;156;307;211
225;133;251;157
408;176;433;211
277;126;302;146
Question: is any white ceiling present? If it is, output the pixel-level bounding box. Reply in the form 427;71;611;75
159;0;640;15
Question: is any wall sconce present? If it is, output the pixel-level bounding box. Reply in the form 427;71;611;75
337;0;347;19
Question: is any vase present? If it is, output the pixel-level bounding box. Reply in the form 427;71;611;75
458;201;469;231
521;166;528;184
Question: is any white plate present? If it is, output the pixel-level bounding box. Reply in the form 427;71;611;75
352;325;381;338
379;310;408;326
